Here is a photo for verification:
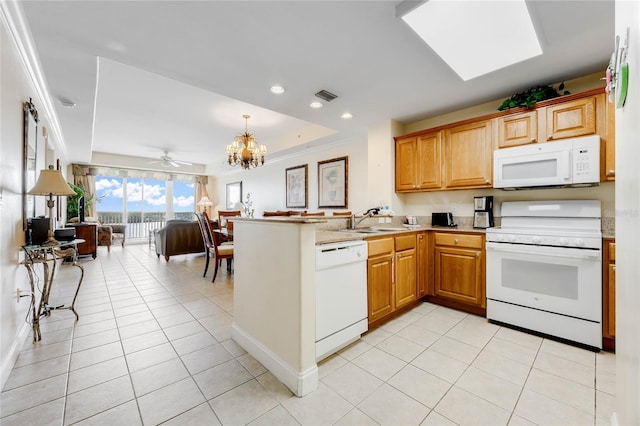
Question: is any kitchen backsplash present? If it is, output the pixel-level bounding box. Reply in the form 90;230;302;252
316;214;615;235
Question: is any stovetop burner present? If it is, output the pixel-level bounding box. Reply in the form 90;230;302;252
487;200;602;249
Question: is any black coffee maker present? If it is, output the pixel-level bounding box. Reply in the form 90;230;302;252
473;196;494;228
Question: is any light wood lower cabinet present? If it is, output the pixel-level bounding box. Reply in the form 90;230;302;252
395;234;417;309
417;232;429;298
430;232;486;314
603;239;616;350
366;234;417;326
367;238;394;324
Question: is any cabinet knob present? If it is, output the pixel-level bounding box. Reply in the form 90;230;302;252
454;239;459;244
476;252;481;257
531;138;537;143
608;170;615;175
485;179;490;184
613;265;617;271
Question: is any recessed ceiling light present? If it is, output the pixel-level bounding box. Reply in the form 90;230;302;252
341;112;353;119
400;0;542;81
270;85;286;94
310;101;323;109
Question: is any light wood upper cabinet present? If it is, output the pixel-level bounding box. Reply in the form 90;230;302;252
603;96;616;180
395;88;612;191
497;110;538;148
443;120;493;189
544;95;596;141
395;133;441;192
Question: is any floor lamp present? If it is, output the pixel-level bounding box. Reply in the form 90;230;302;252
28;165;76;245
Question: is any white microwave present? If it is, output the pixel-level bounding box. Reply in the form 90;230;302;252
493;135;601;189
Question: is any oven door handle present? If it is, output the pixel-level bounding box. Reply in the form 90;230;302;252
486;243;601;260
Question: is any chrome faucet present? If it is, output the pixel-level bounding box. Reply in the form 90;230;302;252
350;208;381;230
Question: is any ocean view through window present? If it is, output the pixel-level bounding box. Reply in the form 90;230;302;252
95;174;196;241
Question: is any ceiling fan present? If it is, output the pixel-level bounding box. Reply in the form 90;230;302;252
148;150;193;168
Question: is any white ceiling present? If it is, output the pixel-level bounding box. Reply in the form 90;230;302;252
19;0;614;174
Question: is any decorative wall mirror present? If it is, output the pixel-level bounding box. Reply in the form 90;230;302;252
23;98;39;231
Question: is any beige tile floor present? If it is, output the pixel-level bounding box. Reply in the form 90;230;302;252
1;244;616;425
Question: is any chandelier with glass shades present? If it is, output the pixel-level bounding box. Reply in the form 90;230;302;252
226;114;267;170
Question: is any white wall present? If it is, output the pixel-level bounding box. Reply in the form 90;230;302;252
614;1;640;424
212;137;370;215
0;10;68;388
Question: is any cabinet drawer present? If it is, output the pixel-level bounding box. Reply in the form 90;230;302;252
434;232;483;249
368;238;394;257
608;242;616;262
395;234;416;251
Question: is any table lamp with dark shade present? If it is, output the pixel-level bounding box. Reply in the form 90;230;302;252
28;165;76;245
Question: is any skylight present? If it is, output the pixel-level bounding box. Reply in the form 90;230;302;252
401;0;542;81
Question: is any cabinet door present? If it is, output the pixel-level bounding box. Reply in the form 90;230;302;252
395;133;441;191
497;110;538;148
395;137;418;191
367;255;394;324
603;96;615;180
605;263;616;338
395;248;417;309
417;132;442;189
434;246;483;307
417;233;428;298
603;240;616;339
443;120;492;189
545;96;596;141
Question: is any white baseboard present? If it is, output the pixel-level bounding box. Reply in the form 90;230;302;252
1;322;30;390
231;323;318;397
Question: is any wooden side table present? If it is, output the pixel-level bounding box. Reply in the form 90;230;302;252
70;223;98;258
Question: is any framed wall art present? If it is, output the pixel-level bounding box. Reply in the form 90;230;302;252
318;156;348;208
286;164;308;208
23;98;40;231
226;181;242;209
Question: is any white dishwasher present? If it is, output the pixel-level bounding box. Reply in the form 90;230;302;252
315;240;368;361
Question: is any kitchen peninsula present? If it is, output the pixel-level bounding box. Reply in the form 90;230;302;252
231;217;324;397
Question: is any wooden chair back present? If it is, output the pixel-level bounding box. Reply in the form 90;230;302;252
263;211;291;217
195;212;215;252
301;211;325;216
218;210;241;231
332;211;352;216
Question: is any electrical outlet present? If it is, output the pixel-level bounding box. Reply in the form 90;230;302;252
378;217;385;223
451;203;458;212
385;217;392;223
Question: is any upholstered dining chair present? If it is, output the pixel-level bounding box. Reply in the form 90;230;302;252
195;212;234;282
211;229;234;282
301;211;325;216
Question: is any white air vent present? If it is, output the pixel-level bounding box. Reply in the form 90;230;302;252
315;90;338;102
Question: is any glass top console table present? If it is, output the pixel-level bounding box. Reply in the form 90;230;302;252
21;239;85;342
